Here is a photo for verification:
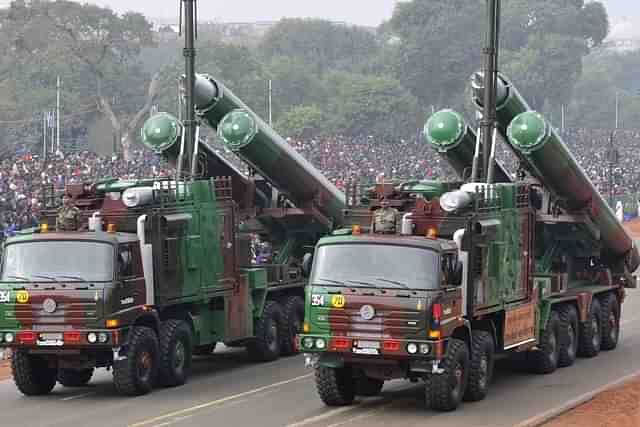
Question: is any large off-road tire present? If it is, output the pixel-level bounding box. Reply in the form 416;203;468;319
315;366;356;406
247;300;284;362
355;376;384;397
11;349;57;396
463;330;495;402
113;326;159;396
58;368;94;387
193;343;217;356
425;338;470;412
578;298;602;358
558;304;579;367
158;320;193;387
600;294;620;351
281;295;304;356
528;310;560;374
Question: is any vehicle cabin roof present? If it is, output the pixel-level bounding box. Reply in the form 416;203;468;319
319;234;458;252
6;231;139;245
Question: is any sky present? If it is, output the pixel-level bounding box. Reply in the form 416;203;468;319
32;1;637;27
0;1;635;27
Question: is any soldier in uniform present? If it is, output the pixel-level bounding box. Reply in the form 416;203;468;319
374;198;399;234
56;193;81;231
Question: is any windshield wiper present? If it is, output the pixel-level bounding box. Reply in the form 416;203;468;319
374;278;410;290
31;274;59;282
56;275;87;282
345;280;380;288
4;275;28;281
316;278;346;285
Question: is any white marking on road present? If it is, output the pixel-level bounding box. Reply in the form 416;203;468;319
128;374;313;427
513;369;640;427
60;391;95;401
285;398;384;427
325;403;393;427
150;414;195;427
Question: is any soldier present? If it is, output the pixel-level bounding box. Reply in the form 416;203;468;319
56;193;81;231
374;198;399;234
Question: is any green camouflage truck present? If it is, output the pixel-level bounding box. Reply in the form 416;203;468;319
0;76;345;397
298;76;640;411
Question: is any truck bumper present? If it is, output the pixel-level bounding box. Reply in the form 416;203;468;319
0;327;129;350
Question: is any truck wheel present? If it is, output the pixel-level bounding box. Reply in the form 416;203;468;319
558;305;579;367
193;343;217;356
355;376;384;396
247;300;284;362
281;295;304;356
578;299;602;358
528;311;560;374
113;326;159;396
11;349;57;396
158;320;193;387
58;368;94;387
600;294;620;351
463;330;494;402
425;338;470;411
315;366;355;406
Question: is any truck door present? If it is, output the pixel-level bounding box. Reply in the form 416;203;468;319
219;207;251;340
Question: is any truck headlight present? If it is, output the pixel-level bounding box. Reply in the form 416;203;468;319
4;332;14;343
87;333;98;344
420;343;431;354
315;338;326;349
407;343;418;354
303;337;315;349
98;332;109;343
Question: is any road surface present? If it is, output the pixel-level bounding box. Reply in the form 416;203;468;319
1;289;639;427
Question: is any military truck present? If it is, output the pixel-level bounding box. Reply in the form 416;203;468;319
0;76;345;397
298;82;639;411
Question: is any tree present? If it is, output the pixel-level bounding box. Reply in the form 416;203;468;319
387;0;609;112
2;1;158;158
260;19;380;75
265;56;326;120
327;72;419;139
275;105;325;139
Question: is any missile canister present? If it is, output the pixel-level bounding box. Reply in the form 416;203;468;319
471;71;531;134
424;109;511;182
218;109;345;225
193;74;250;129
141;112;182;156
507;111;640;272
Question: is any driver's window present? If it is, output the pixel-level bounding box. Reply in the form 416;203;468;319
118;245;134;279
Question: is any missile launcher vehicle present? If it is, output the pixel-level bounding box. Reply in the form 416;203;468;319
298;86;638;411
0;76;345;397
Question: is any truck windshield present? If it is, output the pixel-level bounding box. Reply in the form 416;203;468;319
1;241;114;282
310;244;440;290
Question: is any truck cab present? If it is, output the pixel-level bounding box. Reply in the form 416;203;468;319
302;233;463;370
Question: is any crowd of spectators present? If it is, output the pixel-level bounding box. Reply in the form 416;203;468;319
0;150;170;235
1;126;639;235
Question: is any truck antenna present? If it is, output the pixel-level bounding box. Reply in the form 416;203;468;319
177;0;198;180
481;0;501;184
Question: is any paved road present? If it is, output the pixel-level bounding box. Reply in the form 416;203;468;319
1;290;640;427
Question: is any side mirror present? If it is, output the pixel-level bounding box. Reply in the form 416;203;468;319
301;253;313;278
450;260;463;286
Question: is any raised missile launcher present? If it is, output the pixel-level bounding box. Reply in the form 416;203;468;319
425;109;511;183
0;76;345;398
298;81;636;412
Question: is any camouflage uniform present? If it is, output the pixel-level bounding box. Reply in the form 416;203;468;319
374;206;398;234
56;206;81;231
